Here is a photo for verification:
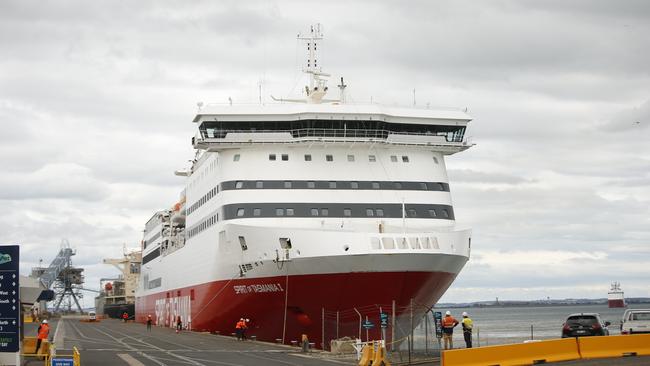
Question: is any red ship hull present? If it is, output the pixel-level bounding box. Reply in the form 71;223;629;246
608;299;626;308
136;270;457;348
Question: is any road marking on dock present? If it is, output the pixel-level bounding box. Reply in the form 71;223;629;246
93;327;168;366
118;353;146;366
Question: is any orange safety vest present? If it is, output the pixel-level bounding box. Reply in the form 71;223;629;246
235;320;246;329
442;316;457;328
37;324;50;340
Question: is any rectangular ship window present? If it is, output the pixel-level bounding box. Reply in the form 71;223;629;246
233;154;240;162
308;181;316;189
419;182;428;190
394;182;402;189
433;156;439;164
310;208;319;216
390;155;398;162
304;154;312;161
326;154;333;162
442;209;449;218
329;181;336;188
321;208;329;216
343;208;352;217
366;209;374;217
369;155;376;162
376;209;384;217
347;155;355;162
408;209;417;217
269;154;276;161
284;181;292;188
428;209;437;217
286;208;294;216
253;208;261;216
402;155;409;162
235;181;243;189
372;182;380;189
281;154;289;161
256;181;264;188
237;208;245;217
238;236;248;251
275;208;285;216
351;181;359;189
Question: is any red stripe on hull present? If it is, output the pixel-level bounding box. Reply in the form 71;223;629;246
136;271;457;347
608;299;626;308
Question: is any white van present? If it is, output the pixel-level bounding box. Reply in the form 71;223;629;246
88;311;97;321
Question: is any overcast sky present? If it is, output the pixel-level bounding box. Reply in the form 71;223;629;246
1;0;648;307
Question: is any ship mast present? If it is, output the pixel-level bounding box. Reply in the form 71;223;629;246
297;23;330;103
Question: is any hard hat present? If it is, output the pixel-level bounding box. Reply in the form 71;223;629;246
462;312;468;317
445;311;451;316
42;320;48;324
245;318;250;322
240;318;244;321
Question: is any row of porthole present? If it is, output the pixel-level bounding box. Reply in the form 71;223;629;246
371;237;440;250
233;153;441;164
235;207;449;218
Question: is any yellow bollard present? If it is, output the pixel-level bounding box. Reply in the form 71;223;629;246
358;343;375;366
372;341;391;366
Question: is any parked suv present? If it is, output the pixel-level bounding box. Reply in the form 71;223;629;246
620;309;650;334
561;313;610;337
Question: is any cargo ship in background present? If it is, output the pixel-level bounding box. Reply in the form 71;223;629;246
135;24;474;348
95;250;141;318
608;282;626;308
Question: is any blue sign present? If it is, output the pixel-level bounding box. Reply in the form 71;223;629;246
362;320;374;329
51;358;74;366
434;311;443;339
0;245;19;353
380;313;389;328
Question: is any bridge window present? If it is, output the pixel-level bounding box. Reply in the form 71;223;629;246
235;181;243;189
237;208;245;217
442;209;449;218
428;209;437;217
311;208;319;216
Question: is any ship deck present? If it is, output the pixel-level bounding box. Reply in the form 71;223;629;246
23;318;650;366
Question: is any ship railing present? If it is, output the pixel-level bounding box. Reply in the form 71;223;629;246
197;128;466;143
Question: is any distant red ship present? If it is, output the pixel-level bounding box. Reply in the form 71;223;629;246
608;282;626;308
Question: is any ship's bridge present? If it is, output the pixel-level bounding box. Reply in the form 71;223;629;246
192;103;472;154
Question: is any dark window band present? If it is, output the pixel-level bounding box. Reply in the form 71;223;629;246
142;247;161;265
221;203;454;221
220;180;450;192
143;231;161;249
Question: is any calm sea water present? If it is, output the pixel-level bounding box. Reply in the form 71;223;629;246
409;303;649;349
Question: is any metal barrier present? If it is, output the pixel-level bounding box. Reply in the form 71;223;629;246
578;333;650;359
21;336;51;362
45;345;81;366
357;341;390;366
441;338;580;366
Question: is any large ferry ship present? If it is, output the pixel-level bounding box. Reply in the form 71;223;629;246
135;24;474;347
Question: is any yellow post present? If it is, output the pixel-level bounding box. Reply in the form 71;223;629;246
358;343;375;366
372;341;391;366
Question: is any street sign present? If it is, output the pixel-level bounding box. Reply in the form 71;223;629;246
0;245;19;353
380;312;389;329
362;320;375;329
433;311;443;339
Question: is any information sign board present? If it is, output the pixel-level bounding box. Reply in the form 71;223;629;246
380;312;389;328
433;311;443;339
51;358;74;366
0;245;19;352
362;320;375;329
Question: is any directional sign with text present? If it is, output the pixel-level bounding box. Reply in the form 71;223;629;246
0;245;19;353
380;312;389;329
362;320;375;329
433;311;443;339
